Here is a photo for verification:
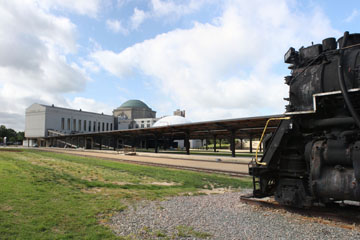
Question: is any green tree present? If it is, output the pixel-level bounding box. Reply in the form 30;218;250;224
0;125;24;143
0;125;6;138
16;132;25;141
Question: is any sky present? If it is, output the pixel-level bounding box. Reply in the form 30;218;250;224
0;0;359;131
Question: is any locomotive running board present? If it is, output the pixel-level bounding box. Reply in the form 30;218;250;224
285;88;360;115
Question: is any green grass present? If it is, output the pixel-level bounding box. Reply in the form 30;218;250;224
175;225;212;239
0;149;251;239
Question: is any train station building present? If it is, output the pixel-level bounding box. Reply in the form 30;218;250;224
24;99;160;146
24;98;268;156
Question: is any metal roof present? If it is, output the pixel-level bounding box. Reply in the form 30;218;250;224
47;114;285;140
118;99;150;109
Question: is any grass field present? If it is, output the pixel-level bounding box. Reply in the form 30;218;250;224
0;149;251;239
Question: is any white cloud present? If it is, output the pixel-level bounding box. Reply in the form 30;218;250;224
0;1;92;130
344;9;358;23
128;0;208;29
106;19;129;35
150;0;207;17
80;58;100;73
130;8;147;29
92;0;339;122
67;97;113;115
37;0;102;17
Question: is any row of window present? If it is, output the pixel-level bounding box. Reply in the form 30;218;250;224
136;120;154;129
61;118;113;132
129;123;151;129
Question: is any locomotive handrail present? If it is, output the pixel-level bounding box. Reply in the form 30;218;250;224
255;117;291;165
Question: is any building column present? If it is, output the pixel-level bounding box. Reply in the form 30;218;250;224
185;133;190;155
230;130;236;158
154;136;159;153
145;137;149;150
113;137;117;151
213;135;217;152
131;137;136;148
249;135;253;153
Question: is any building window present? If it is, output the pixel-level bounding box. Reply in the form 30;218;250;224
106;123;109;131
84;120;87;131
73;119;76;131
89;121;91;132
141;124;144;128
102;122;104;131
94;122;96;132
110;123;113;130
61;118;65;130
147;124;150;128
141;121;144;123
67;118;71;130
78;120;81;131
98;122;100;131
135;124;139;128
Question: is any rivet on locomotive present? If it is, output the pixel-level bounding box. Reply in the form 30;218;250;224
249;32;360;208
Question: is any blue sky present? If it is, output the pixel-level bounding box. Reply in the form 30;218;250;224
0;0;359;130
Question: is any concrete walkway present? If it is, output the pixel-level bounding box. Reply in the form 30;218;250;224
41;147;251;174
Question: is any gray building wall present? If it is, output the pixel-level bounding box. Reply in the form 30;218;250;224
25;103;115;138
113;107;156;119
25;104;46;138
133;118;158;129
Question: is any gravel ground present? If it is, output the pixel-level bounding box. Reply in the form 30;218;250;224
108;190;360;240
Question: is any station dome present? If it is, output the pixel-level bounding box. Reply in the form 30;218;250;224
153;115;190;127
119;99;149;109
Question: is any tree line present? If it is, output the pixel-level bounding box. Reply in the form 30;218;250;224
0;125;24;144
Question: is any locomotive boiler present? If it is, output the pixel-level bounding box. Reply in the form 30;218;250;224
250;32;360;208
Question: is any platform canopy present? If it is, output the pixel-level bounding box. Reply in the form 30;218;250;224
47;114;285;140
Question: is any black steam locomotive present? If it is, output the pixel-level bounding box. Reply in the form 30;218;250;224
249;32;360;208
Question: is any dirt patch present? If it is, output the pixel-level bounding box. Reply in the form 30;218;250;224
197;187;236;195
150;182;180;186
81;188;103;194
1;205;13;211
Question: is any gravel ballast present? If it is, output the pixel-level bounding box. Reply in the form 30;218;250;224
108;191;360;239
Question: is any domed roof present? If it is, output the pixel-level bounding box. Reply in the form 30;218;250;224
153;116;190;127
119;99;149;109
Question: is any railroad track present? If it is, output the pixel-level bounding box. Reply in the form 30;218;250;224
39;148;249;178
124;153;251;165
240;194;360;229
119;160;249;177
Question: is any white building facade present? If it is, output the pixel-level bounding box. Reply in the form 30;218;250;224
25;103;114;140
